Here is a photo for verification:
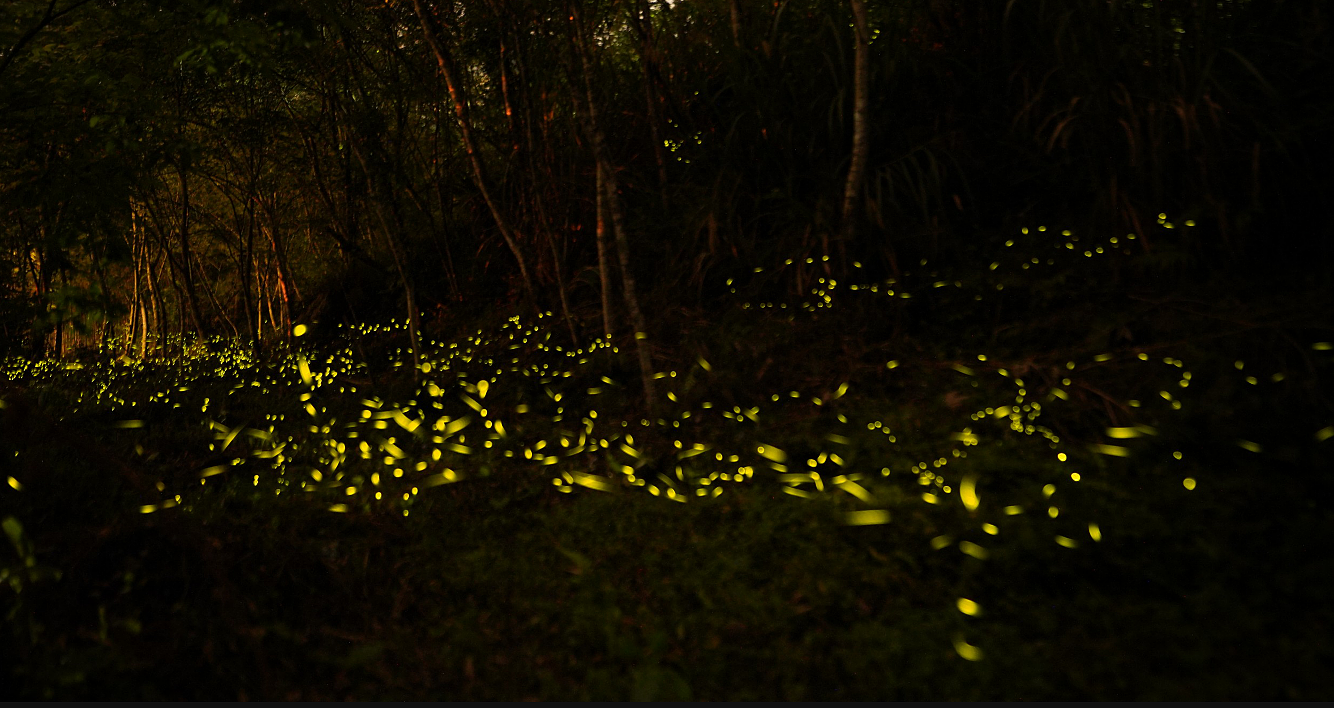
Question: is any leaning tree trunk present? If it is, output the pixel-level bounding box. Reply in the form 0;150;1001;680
410;0;536;306
836;0;871;254
570;3;656;410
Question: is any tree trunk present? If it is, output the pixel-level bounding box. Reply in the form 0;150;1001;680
127;204;142;357
146;247;164;355
346;137;424;374
595;161;615;339
570;4;656;409
263;216;294;337
263;266;278;343
240;200;257;342
256;263;267;342
176;159;207;337
729;0;743;48
529;183;579;346
92;249;114;349
837;0;871;254
410;0;535;305
193;251;238;337
634;0;669;206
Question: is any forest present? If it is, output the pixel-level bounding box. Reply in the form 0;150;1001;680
1;0;1331;699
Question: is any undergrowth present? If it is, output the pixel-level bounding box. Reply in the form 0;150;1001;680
1;215;1331;699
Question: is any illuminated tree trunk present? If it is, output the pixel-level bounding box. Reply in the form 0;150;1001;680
837;0;871;251
262;202;295;337
127;204;143;357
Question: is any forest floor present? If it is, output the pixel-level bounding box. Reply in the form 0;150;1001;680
2;220;1332;699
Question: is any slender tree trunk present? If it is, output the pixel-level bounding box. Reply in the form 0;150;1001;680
369;200;423;374
837;0;871;255
570;4;655;409
92;250;114;348
432;177;461;300
498;34;518;151
168;262;189;349
53;270;64;359
729;0;743;48
146;247;164;355
176;160;207;336
634;0;669;206
138;295;147;359
193;252;239;337
263;267;278;343
256;263;267;342
35;209;53;358
545;229;579;347
240;201;257;341
530;188;579;346
346;137;424;373
264;220;294;336
410;0;535;305
595;162;616;339
127;204;142;357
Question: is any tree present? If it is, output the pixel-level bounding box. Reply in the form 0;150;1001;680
836;0;870;257
569;1;656;409
410;0;536;307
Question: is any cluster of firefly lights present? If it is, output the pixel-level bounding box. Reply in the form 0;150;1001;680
3;214;1330;663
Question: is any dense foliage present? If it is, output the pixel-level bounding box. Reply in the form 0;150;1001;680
1;0;1330;359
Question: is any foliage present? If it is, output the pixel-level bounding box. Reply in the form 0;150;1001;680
0;0;1329;358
